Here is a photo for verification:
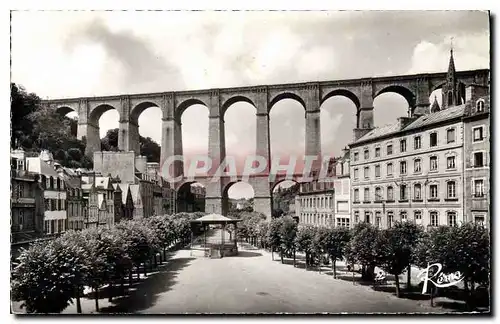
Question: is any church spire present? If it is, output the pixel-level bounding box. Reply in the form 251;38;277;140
430;95;440;113
442;41;459;109
447;45;456;76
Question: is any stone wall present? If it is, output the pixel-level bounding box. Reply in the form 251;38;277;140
93;151;136;183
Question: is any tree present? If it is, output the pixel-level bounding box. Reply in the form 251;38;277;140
377;224;412;297
295;225;315;270
100;128;161;162
349;222;381;281
11;238;85;313
312;226;329;272
266;218;283;261
395;222;423;290
279;216;298;265
324;226;350;279
11;83;40;149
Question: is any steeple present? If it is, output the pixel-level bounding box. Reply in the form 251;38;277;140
430;96;440;113
441;43;460;109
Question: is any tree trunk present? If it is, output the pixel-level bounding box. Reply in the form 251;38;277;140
280;248;284;264
108;282;113;302
129;269;133;285
395;274;400;298
293;249;296;268
76;285;82;314
305;253;308;270
94;286;99;312
332;258;337;279
154;255;158;268
143;262;147;277
407;264;411;290
271;247;274;261
318;255;321;273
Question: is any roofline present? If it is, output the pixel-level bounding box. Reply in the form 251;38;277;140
349;111;466;147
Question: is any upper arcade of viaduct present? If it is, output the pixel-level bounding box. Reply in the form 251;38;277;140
42;68;489;217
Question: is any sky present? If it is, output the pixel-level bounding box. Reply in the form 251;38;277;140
11;10;490;198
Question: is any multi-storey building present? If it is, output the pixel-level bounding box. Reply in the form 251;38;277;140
55;164;86;231
349;51;489;229
294;153;351;228
81;173;117;228
10;155;44;243
463;85;490;227
23;150;68;235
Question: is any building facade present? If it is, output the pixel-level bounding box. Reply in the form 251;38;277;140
294;154;351;228
10;156;44;243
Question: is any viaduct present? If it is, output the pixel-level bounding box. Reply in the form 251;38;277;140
42;69;489;218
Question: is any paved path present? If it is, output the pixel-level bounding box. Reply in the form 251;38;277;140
11;230;445;314
98;230;441;314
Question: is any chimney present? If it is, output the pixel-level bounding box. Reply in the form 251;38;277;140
398;117;415;130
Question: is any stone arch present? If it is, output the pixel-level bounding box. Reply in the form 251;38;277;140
321;89;360;109
268;92;306;113
270;177;301;193
221;95;256;119
222;180;255;215
55;105;76;117
88;104;119;126
177;181;206;213
130;101;161;125
374;85;416;109
175;98;209;123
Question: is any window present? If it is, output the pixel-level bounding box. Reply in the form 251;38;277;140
414;159;421;173
414;136;421;149
429;184;438;199
447;212;457;227
354;211;360;223
447;181;456;199
473;152;484;167
414;211;422;224
354;168;359;180
354;189;359;202
19;211;24;230
364;166;369;179
375;165;381;178
364;211;371;223
375;147;381;157
430;132;438;147
44;220;49;234
375;212;381;228
476;99;485;112
49;177;54;189
17;183;24;198
375;187;382;201
430;211;439;227
447;128;456;143
364;188;370;202
447;156;456;169
474;215;485;226
44;199;50;211
387;163;393;176
364;149;369;160
387;186;394;201
414;184;422;200
400;139;407;153
387;144;393;155
473;127;484;142
400;161;407;175
474;179;484;197
400;184;408;200
336;218;350;229
353;152;359;161
430;156;438;171
400;211;407;222
448;91;453;106
387;212;394;228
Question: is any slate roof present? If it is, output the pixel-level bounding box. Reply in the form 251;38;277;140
97;193;106;210
120;183;131;204
129;185;141;205
25;157;59;177
355;122;401;143
191;214;241;223
404;104;466;131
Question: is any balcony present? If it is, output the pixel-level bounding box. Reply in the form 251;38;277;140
11;197;36;205
11;169;38;181
398;199;409;203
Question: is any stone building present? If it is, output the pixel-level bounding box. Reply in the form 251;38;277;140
463;85;490;227
23;151;68;235
348;52;490;229
81;173;116;228
294;156;351;228
10;154;44;243
55;164;86;231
